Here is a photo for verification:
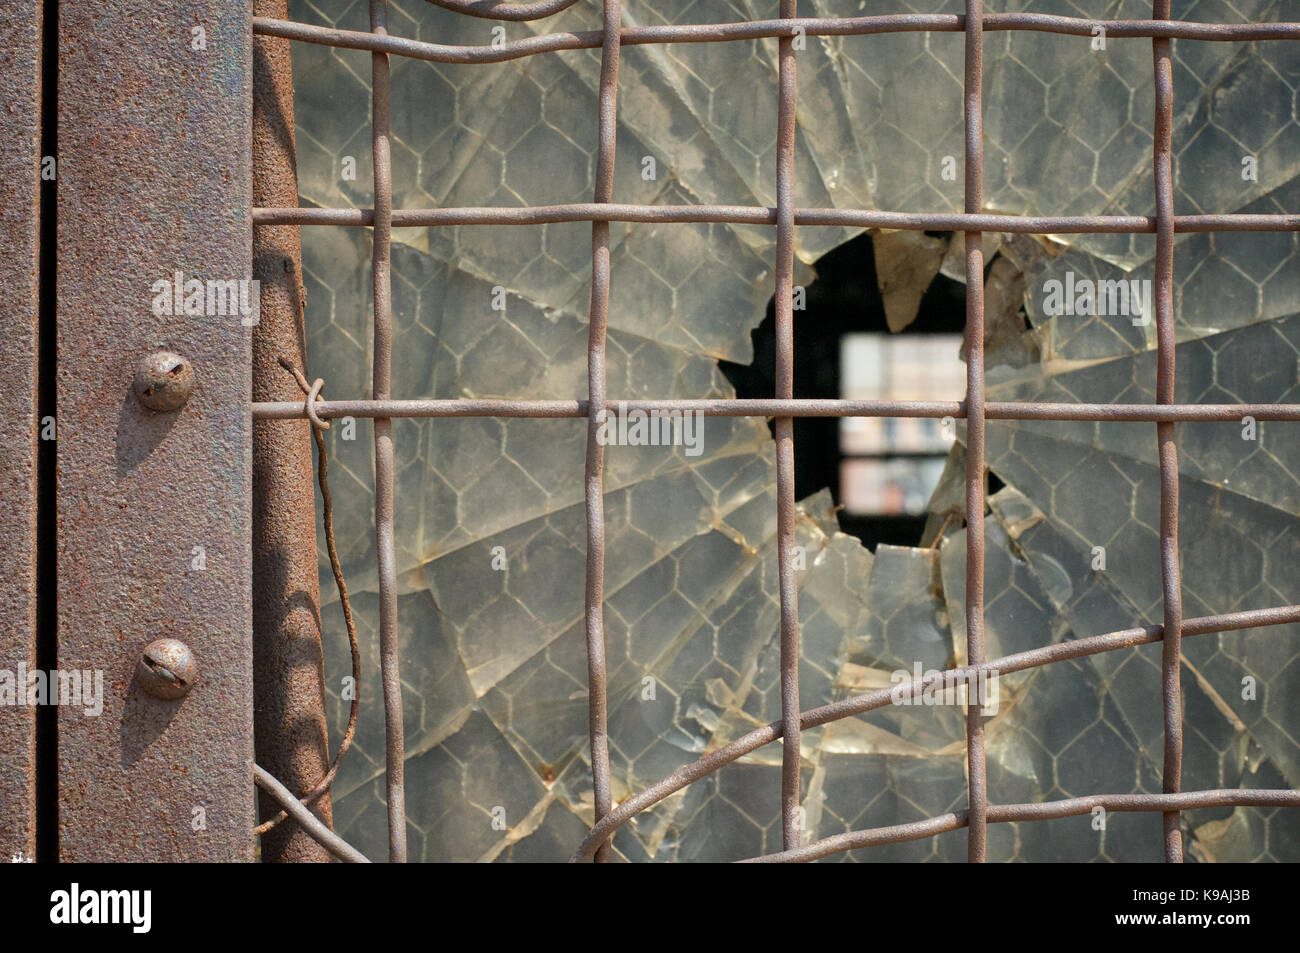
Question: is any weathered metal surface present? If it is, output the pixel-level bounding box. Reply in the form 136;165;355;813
133;351;196;413
580;0;622;864
253;398;1300;422
136;639;198;701
252;0;333;864
962;0;988;863
251;13;1300;66
1152;0;1185;864
0;0;43;863
56;0;254;861
774;0;802;856
252;765;367;863
369;0;408;865
254;203;1300;232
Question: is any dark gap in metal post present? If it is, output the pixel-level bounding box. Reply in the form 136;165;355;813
34;0;58;865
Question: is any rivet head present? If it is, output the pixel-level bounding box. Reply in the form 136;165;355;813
136;638;197;700
133;351;194;412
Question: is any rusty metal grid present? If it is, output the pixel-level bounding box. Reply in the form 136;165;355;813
246;3;1300;863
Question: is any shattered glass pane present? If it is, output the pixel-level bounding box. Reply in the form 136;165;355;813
286;0;1300;861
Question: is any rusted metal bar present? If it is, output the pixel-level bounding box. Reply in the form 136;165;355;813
570;603;1300;861
1152;0;1185;864
56;0;254;861
370;0;407;864
253;204;1300;232
420;0;579;20
251;0;333;864
774;0;802;854
580;0;621;864
0;0;42;863
253;398;1300;421
253;765;369;863
252;361;362;840
251;14;1300;67
962;0;988;864
747;790;1300;863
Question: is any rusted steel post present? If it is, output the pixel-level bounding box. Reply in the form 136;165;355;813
56;0;255;861
1151;0;1185;864
0;0;42;863
252;0;335;862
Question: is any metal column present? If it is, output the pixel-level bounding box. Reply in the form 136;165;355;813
56;0;255;861
251;0;334;864
0;0;43;863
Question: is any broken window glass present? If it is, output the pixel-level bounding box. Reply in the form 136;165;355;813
287;0;1300;861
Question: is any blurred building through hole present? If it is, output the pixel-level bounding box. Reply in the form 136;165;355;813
721;230;1000;550
839;332;962;517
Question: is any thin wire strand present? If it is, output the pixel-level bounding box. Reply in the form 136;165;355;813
254;360;362;837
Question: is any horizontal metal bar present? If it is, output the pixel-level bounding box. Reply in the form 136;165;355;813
252;14;1300;67
422;0;579;21
745;789;1300;863
570;603;1300;860
253;765;370;863
253;204;1299;233
252;398;1300;422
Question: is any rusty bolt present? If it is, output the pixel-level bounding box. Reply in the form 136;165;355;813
133;351;194;412
136;638;197;700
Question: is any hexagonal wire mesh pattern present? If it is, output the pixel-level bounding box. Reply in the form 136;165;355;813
249;1;1300;862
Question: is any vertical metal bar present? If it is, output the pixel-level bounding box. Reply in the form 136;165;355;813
962;0;988;863
56;0;255;861
252;0;334;863
1152;0;1184;863
0;0;42;863
370;0;407;864
583;0;621;864
775;0;802;852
